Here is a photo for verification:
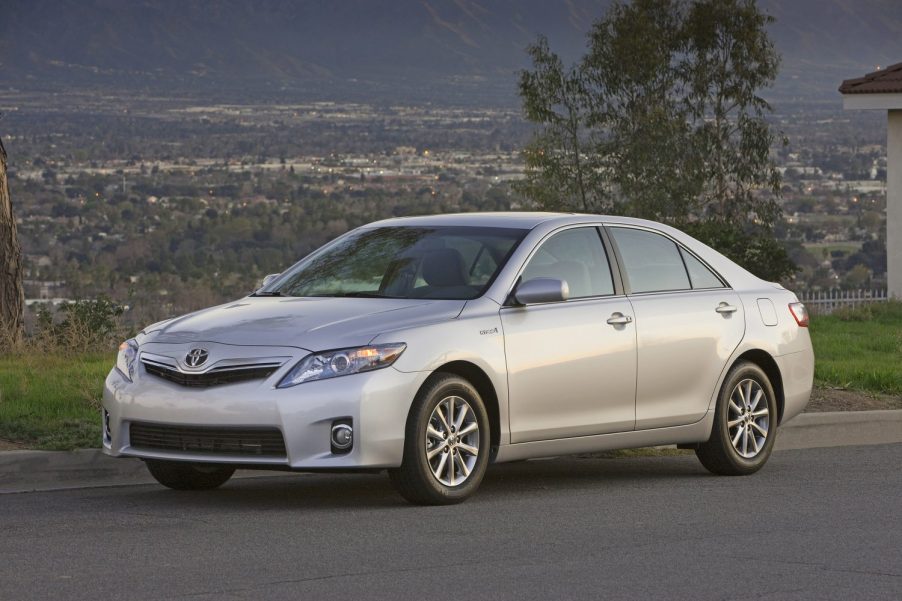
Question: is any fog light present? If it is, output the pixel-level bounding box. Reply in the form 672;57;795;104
331;422;353;453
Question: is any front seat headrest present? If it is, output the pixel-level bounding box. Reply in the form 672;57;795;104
422;248;467;287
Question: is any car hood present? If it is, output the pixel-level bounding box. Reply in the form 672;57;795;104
142;296;466;350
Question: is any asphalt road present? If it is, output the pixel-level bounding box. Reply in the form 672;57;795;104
2;444;900;601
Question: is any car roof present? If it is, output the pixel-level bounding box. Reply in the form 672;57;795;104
364;212;567;229
363;212;670;230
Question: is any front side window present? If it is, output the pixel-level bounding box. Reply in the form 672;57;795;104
265;226;526;300
520;227;614;298
609;227;691;293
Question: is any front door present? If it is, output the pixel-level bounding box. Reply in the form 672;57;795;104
501;226;637;443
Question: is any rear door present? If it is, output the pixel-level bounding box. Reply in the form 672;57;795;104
606;226;745;430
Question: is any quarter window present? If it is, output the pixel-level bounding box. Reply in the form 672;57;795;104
521;228;614;298
680;248;724;289
609;227;690;293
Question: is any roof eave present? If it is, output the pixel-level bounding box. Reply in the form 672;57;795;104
842;92;902;111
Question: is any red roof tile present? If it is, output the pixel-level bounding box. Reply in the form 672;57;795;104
839;62;902;94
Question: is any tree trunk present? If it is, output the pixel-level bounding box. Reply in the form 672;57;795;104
0;134;24;347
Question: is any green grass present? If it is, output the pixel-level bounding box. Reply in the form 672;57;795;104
809;301;902;395
0;303;899;451
0;352;113;450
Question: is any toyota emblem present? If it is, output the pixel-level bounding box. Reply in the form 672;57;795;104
185;348;209;368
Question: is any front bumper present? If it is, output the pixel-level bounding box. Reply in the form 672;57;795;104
102;363;427;470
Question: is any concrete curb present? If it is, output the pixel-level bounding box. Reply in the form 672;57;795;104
774;409;902;450
0;449;155;493
0;450;298;494
1;410;900;494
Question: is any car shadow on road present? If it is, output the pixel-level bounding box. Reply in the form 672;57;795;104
480;454;708;494
114;454;709;511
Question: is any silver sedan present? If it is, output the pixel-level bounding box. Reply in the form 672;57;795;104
103;213;814;504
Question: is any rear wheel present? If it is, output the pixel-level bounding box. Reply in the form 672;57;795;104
696;361;778;476
389;373;490;505
145;460;235;490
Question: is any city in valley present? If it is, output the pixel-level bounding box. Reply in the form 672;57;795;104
0;87;888;327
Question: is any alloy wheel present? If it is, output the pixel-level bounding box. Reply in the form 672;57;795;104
425;395;480;486
727;378;770;459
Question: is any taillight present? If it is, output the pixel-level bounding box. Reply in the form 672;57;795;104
788;302;809;327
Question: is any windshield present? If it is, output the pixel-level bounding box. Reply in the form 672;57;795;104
264;226;528;300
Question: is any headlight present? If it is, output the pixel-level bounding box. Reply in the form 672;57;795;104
116;339;139;381
277;343;406;388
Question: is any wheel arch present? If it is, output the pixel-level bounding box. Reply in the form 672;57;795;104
732;349;786;425
430;360;501;459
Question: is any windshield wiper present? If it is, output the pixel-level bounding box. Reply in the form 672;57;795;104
311;292;386;298
251;291;283;297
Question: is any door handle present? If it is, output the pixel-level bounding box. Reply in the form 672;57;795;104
715;303;738;314
606;312;633;325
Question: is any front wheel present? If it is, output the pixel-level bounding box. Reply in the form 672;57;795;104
696;361;778;476
145;460;235;490
389;373;491;505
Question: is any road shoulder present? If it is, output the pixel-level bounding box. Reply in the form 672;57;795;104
1;410;900;494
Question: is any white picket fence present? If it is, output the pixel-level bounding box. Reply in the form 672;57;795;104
796;288;890;314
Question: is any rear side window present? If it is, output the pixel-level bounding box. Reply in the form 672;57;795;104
680;248;724;289
609;227;690;293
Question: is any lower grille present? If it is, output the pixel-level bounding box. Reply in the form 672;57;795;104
129;422;287;457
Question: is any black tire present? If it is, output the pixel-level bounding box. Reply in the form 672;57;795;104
696;361;778;476
145;460;235;490
389;373;491;505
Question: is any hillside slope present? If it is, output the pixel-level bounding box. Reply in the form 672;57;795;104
1;0;899;103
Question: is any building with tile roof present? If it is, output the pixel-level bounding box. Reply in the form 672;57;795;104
841;64;902;298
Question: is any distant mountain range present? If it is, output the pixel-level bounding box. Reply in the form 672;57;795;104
1;0;900;105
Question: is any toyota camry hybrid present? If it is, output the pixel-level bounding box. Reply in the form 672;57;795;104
103;212;814;504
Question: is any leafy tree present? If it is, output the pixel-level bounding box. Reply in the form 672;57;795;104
582;0;700;222
842;264;871;290
843;238;887;276
517;0;794;281
682;0;783;226
517;36;599;212
682;221;796;284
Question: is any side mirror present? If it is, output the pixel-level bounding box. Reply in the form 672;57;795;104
513;278;569;305
259;273;281;289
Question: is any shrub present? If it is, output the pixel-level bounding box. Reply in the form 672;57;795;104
832;300;902;323
832;304;874;322
29;296;126;354
683;221;797;283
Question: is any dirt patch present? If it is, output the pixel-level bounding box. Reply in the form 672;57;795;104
807;387;902;412
0;438;25;451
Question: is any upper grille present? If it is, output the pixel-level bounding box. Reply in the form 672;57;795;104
142;360;280;388
130;422;287;457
